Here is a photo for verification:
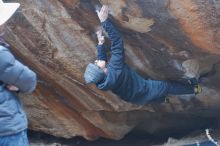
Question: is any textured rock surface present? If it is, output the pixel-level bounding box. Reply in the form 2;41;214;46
2;0;220;140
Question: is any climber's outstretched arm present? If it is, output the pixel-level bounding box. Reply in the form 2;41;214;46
97;5;125;70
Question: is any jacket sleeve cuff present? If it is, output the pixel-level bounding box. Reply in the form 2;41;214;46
97;44;107;62
101;18;110;29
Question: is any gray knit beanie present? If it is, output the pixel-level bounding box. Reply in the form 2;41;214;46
84;63;105;84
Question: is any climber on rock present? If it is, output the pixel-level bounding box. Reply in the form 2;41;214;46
0;1;37;146
84;5;202;105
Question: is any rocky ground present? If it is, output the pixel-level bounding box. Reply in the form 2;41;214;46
29;130;164;146
29;129;220;146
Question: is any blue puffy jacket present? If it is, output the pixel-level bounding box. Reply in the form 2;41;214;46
0;45;37;136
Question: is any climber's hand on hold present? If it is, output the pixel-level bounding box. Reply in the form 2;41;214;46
96;5;109;23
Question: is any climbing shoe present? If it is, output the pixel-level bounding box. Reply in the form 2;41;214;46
194;84;202;94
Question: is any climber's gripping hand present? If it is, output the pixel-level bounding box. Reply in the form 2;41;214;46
96;5;109;23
